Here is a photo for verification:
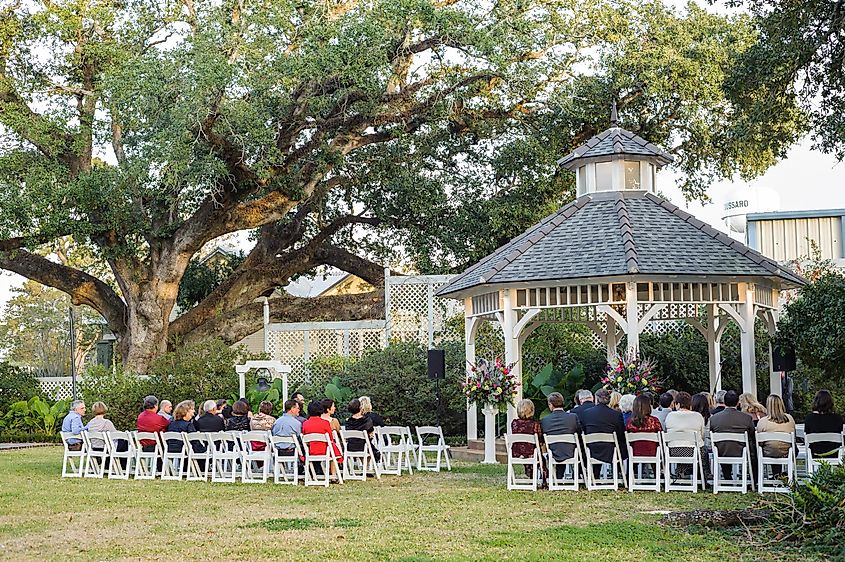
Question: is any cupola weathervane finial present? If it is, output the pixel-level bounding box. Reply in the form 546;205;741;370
610;100;618;127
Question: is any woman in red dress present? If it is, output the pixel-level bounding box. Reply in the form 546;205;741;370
625;394;663;456
510;399;546;482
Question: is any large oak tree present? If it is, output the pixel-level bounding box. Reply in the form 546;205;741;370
0;0;801;373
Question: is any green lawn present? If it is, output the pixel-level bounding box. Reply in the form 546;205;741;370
0;447;795;561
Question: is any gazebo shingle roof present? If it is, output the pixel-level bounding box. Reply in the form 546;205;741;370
556;127;674;170
436;191;805;297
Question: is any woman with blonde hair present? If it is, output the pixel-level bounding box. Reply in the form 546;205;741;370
701;392;716;411
756;395;795;477
739;393;767;423
609;391;622;412
358;395;385;427
85;401;117;450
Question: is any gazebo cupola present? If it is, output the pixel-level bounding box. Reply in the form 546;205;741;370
558;103;674;196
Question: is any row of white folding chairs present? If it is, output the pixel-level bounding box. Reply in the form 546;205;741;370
61;424;452;485
505;430;839;494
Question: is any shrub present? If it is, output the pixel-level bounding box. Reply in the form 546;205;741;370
0;363;41;409
338;341;466;437
758;463;845;558
1;396;70;435
80;365;152;430
0;430;61;443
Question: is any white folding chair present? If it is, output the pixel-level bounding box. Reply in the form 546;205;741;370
401;426;420;467
241;431;273;483
756;431;796;493
505;433;541;491
209;431;241;483
805;432;845;475
301;433;342;487
543;433;581;491
340;429;381;480
271;435;301;485
81;431;108;478
662;431;704;493
582;433;626;491
132;431;162;480
416;426;451;472
711;432;753;494
106;431;136;480
625;433;662;492
184;432;213;481
160;431;188;480
377;427;414;475
60;431;86;478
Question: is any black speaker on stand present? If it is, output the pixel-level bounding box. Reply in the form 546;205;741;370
772;346;797;372
428;349;446;426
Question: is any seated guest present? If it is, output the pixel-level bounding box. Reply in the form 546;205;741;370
756;394;796;476
61;400;87;451
711;390;727;415
225;399;251;431
540;392;580;477
626;394;663;456
691;393;711;433
804;389;845;459
158;400;173;421
619;394;635;426
292;392;307;423
272;399;303;455
664;391;706;478
345;399;375;453
609;391;622;412
709;390;755;480
511;399;545;481
137;395;169;451
359;396;385;427
654;392;674;427
85;401;116;450
195;400;225;432
321;398;343;434
249;400;275;451
701;392;716;412
739;392;767;423
570;389;595;426
166;400;197;452
302;400;342;462
581;389;628;478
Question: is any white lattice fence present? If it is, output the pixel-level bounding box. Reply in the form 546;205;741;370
38;377;75;400
265;320;385;389
385;274;463;347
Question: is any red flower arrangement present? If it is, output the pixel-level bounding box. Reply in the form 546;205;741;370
463;358;519;411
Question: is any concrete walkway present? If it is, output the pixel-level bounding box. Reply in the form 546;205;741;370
0;442;58;450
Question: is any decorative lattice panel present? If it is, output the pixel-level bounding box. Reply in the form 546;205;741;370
38;377;75;400
386;276;462;346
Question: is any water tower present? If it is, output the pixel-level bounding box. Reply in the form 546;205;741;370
721;186;781;241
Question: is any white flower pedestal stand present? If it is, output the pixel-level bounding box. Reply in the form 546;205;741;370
481;404;498;464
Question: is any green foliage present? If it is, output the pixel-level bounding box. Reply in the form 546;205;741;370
777;271;845;383
0;362;40;410
0;430;61;443
758;463;845;558
236;378;285;416
524;363;585;416
79;365;151;431
1;396;70;435
336;341;466;437
177;251;245;311
325;376;353;406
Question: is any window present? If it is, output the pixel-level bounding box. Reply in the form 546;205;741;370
641;162;654;191
595;162;613;190
624;161;641;189
577;166;586;194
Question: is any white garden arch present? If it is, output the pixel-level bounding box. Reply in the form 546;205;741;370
235;360;292;401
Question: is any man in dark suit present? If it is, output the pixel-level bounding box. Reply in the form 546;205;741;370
541;392;581;477
580;388;627;478
710;389;727;416
570;389;596;426
709;390;755;480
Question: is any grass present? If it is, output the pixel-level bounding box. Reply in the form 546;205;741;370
0;447;800;561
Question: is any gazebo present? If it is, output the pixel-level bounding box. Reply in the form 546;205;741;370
436;108;804;459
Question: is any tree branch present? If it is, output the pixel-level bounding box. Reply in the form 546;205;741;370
0;249;127;335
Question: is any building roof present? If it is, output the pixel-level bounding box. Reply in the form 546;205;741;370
436;190;805;298
747;209;845;221
556;126;675;170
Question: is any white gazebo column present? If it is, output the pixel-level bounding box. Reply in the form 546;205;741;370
464;310;479;441
502;288;519;428
740;283;758;398
706;304;724;393
765;309;781;397
606;316;618;362
625;281;640;355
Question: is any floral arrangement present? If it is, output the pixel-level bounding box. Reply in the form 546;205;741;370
463;358;519;410
601;352;658;395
